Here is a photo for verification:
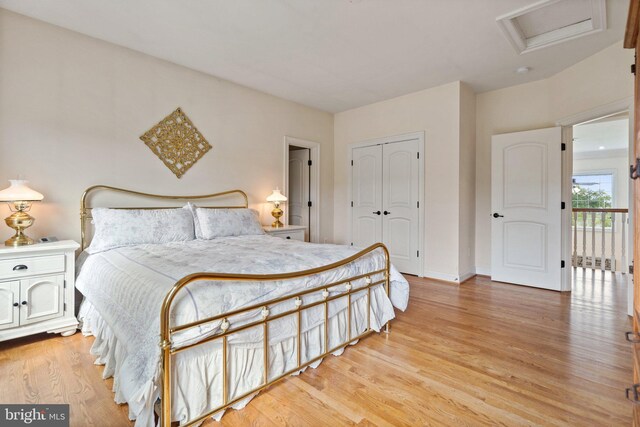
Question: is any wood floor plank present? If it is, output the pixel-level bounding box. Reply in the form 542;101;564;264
0;270;633;426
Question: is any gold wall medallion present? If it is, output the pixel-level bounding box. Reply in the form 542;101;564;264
140;107;212;178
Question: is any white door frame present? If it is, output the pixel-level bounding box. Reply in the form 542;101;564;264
284;136;320;243
556;97;634;295
347;131;425;277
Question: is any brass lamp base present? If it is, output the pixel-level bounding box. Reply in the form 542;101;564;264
5;210;36;247
271;206;284;228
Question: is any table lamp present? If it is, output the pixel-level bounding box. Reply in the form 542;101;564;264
0;180;44;246
266;188;287;228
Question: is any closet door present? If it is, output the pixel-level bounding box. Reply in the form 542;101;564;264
382;140;420;275
351;145;383;248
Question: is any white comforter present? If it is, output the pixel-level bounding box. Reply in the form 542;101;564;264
75;235;409;426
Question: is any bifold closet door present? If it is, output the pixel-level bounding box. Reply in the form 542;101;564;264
351;145;383;248
382;140;420;275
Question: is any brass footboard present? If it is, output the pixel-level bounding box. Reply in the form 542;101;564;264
159;243;391;427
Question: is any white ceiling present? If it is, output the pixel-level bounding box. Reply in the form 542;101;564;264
0;0;628;112
573;116;629;153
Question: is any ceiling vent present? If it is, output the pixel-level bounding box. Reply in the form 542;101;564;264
497;0;607;54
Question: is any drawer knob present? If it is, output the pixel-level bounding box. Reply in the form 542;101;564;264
21;301;27;306
12;264;28;271
12;302;18;307
286;236;291;239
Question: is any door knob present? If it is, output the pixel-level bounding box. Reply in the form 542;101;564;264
383;211;391;215
492;213;504;218
373;211;381;215
13;302;18;307
21;301;27;305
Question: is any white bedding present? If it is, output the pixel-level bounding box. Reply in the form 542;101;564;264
75;235;410;426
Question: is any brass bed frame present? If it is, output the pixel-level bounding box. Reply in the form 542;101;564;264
80;185;391;427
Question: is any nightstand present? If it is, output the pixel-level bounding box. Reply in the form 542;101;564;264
263;225;307;242
0;240;80;342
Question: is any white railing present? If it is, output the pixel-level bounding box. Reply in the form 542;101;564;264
572;208;628;273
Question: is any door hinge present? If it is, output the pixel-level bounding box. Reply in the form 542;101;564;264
417;152;420;159
632;63;636;75
417;250;420;257
631;158;640;180
308;159;312;166
351;160;353;166
417;201;419;208
308;201;312;207
63;279;67;288
561;202;565;210
64;303;67;312
561;143;566;151
351;201;353;207
561;260;565;268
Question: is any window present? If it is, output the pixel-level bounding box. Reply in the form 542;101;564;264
572;172;614;208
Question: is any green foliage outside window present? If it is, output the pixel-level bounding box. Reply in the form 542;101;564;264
572;186;613;227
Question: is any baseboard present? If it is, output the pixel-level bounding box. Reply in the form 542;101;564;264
474;266;491;276
423;270;461;283
459;271;476;283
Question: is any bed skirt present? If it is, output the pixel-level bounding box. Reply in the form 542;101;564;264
79;291;389;426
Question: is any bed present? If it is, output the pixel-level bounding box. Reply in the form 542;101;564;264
75;185;410;427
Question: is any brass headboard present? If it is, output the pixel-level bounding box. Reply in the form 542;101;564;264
80;185;249;251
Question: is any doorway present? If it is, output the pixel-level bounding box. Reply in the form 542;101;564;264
284;136;320;243
489;100;634;299
570;112;631;305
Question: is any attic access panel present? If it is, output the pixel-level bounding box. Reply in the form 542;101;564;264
497;0;607;54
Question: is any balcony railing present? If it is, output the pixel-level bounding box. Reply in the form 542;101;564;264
572;208;628;273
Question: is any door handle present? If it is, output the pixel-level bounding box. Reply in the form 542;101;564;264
492;213;504;218
373;211;381;215
383;211;391;215
627;384;640;404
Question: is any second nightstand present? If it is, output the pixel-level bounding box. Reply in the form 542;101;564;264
263;225;307;242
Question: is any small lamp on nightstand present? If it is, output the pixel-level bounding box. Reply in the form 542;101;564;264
266;188;287;228
0;180;44;246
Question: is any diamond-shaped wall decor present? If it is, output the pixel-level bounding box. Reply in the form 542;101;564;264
140;107;212;178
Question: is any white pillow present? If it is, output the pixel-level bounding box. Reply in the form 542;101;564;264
194;208;264;239
86;207;195;253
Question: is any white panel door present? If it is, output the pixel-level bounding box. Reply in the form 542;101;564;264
491;127;562;290
288;149;310;240
0;281;19;330
352;145;383;248
382;140;420;275
20;275;64;325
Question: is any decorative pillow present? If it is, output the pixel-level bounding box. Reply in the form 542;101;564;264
194;208;264;239
86;207;195;253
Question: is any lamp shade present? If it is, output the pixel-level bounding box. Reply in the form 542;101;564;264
0;180;44;202
266;188;287;203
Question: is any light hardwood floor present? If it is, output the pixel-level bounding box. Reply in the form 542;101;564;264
0;273;633;426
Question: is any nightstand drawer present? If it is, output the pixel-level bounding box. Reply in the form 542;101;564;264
0;254;65;279
271;229;305;241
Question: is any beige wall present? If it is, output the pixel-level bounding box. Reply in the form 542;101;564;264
475;42;633;274
0;10;334;244
334;81;474;281
459;82;476;280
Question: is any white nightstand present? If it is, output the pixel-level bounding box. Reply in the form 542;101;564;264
0;240;80;342
263;225;307;242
